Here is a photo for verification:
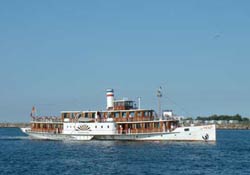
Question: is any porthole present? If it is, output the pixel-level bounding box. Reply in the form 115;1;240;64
107;125;109;128
95;126;97;128
101;126;103;128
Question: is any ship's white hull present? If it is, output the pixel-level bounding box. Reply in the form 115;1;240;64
21;124;216;142
96;125;216;141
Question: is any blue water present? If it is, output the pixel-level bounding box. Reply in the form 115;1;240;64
0;128;250;175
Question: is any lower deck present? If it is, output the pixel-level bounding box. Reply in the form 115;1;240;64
22;124;216;142
30;119;179;135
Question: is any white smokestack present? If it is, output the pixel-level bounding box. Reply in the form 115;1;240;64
106;89;114;110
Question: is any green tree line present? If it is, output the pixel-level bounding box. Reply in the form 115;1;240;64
196;114;249;121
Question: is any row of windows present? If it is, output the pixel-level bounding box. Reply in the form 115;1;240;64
62;111;154;119
65;122;168;130
114;101;134;107
95;125;109;129
32;124;62;129
114;111;153;118
66;125;110;129
63;113;96;119
125;123;161;129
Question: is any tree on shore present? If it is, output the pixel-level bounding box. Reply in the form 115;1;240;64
195;114;249;122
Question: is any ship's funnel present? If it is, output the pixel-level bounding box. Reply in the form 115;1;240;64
106;89;114;110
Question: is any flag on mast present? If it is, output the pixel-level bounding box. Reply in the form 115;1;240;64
31;106;36;117
157;86;162;97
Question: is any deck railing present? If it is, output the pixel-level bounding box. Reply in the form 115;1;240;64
31;128;63;133
117;128;166;134
31;117;62;123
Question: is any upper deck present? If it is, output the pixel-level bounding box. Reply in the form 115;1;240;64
60;109;157;123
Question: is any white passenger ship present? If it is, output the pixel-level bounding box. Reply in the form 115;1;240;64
21;89;216;141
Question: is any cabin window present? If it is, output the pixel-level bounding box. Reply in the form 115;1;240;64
142;111;146;117
122;112;126;118
145;123;150;129
128;124;132;129
107;112;111;118
97;112;101;118
101;126;103;128
125;101;129;106
136;123;141;129
84;113;88;118
63;113;67;118
129;101;133;107
129;112;135;118
184;128;189;132
95;126;97;128
154;122;160;128
107;125;109;128
144;111;148;117
137;111;142;117
115;112;120;118
92;113;95;119
131;124;135;129
149;111;152;117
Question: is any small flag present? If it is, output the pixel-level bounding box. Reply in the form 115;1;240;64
32;106;36;113
157;87;162;97
31;106;36;117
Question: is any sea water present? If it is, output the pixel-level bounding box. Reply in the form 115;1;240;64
0;128;250;175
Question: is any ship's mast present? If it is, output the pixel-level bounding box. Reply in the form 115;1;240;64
138;97;141;109
31;106;36;118
157;87;162;120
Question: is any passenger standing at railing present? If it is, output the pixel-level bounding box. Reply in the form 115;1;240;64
119;125;123;134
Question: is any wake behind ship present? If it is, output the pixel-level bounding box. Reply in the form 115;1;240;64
21;89;216;141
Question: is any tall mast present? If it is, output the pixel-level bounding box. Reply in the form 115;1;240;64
138;97;141;109
157;87;162;120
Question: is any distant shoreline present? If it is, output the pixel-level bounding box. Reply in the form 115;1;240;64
0;123;249;130
0;123;30;128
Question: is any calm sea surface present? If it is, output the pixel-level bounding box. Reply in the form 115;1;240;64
0;128;250;175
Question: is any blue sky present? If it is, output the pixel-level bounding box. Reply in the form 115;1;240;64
0;1;250;122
